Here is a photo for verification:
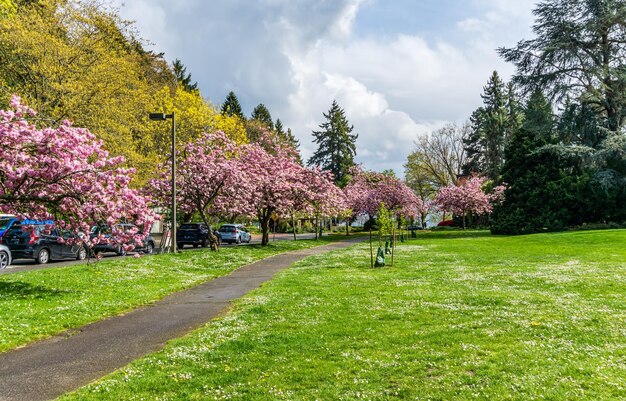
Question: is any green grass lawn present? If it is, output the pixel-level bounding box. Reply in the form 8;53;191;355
0;236;346;353
60;229;626;400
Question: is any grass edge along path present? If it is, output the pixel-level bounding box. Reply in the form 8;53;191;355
58;229;626;401
0;236;356;354
0;236;364;401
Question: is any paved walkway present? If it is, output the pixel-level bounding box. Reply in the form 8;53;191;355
0;237;363;401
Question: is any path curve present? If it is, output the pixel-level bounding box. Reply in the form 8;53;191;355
0;237;363;401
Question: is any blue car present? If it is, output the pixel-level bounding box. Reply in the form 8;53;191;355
4;221;87;264
0;215;17;238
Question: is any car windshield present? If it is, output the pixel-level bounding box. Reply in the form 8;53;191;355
219;226;236;232
180;224;200;230
91;226;111;235
0;218;13;229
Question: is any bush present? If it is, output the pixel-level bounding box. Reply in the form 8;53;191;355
301;221;315;233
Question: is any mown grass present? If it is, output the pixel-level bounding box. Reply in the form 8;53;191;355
60;229;626;400
0;236;346;353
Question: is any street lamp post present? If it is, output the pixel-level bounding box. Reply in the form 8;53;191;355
149;112;177;253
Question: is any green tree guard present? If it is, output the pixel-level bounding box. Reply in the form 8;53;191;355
375;247;386;267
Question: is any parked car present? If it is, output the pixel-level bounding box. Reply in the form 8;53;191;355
176;223;221;249
0;215;17;238
218;224;251;244
90;223;155;256
407;225;424;230
4;221;87;264
0;244;11;270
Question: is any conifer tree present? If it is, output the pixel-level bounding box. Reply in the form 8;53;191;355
490;90;577;234
220;91;244;119
172;59;197;92
499;0;626;132
251;103;273;130
308;100;358;186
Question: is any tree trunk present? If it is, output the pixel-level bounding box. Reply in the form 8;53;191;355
260;217;270;245
259;208;273;246
208;225;219;251
314;215;319;240
345;218;350;236
199;212;219;251
369;228;373;268
291;213;297;241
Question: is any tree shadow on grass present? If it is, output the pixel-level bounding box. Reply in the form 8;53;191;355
412;230;495;240
0;281;74;301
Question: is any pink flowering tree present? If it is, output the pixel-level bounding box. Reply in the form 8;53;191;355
434;175;506;229
239;143;307;245
344;166;426;224
296;167;347;239
148;131;250;250
0;96;157;249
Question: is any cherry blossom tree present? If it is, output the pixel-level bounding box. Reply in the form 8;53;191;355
149;131;250;250
434;175;506;228
239;143;308;245
297;167;347;239
0;96;157;248
344;166;426;222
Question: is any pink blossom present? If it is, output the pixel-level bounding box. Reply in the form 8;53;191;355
0;97;157;249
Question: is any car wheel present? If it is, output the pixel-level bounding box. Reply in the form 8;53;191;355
116;245;127;256
36;248;50;264
0;250;9;270
144;242;154;254
201;239;208;248
235;236;241;244
76;246;87;260
177;243;183;249
193;243;199;248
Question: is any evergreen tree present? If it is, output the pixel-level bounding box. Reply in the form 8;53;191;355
274;118;285;136
220;91;244;119
462;108;485;176
172;59;197;92
273;119;302;164
490;90;578;234
284;128;302;165
308;100;358;186
481;71;508;181
499;0;626;132
462;72;509;181
251;103;273;130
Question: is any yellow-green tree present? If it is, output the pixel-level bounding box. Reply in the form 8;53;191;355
0;0;174;185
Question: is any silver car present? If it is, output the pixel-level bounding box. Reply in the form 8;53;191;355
0;244;12;270
218;224;251;244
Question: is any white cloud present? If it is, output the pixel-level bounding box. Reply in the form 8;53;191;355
113;0;538;176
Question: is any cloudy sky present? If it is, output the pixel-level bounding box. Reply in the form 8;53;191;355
114;0;538;176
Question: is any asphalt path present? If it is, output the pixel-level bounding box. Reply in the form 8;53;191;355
1;232;320;274
0;236;363;401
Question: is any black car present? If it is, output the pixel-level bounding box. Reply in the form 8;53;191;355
4;221;87;264
90;224;156;256
407;225;424;230
176;223;220;249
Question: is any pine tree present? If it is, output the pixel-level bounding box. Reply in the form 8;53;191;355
481;71;508;181
461;72;510;181
172;59;197;92
251;103;273;130
308;100;358;186
490;90;576;234
499;0;626;132
220;91;244;119
462;108;485;176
